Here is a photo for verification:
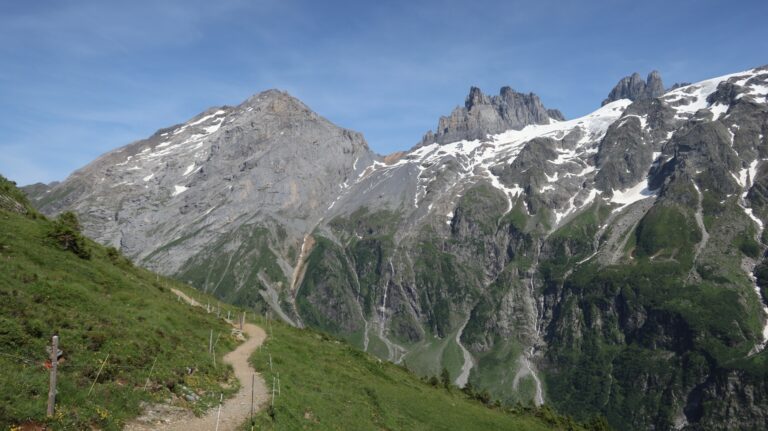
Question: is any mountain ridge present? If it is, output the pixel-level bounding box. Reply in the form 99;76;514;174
24;64;768;430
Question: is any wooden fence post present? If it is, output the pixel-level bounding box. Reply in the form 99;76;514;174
47;335;59;417
250;373;255;423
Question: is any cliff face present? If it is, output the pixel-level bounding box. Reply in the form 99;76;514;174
27;65;768;430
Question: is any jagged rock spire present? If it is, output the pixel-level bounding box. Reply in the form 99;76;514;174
420;86;563;146
602;70;665;106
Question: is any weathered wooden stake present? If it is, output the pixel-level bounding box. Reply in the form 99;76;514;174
88;353;109;396
209;329;213;354
46;335;59;417
277;372;281;396
250;373;255;423
212;332;220;367
269;353;272;371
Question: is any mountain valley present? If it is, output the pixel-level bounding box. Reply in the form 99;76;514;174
22;65;768;430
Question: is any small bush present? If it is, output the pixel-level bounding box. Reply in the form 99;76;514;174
475;390;492;405
440;367;451;390
735;232;761;258
106;246;119;262
57;211;81;231
48;212;91;259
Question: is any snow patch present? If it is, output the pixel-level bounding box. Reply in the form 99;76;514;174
115;156;133;166
172;185;188;196
203;120;223;134
553;189;599;227
609;180;656;211
544;171;559;182
744;208;764;230
663;68;761;119
616;114;648;130
747;84;768;98
189;110;226;126
735;160;757;190
709;102;729;120
183;163;196;176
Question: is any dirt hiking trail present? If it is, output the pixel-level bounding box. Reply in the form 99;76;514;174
124;289;269;430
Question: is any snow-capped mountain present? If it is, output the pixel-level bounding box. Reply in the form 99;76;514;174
25;65;768;430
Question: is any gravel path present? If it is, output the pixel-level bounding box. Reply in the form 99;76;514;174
125;290;269;430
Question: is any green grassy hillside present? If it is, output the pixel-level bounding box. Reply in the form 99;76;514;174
0;175;243;429
248;319;609;430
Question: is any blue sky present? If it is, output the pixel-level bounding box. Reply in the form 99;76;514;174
1;0;766;185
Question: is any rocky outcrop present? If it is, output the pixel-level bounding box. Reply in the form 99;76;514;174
419;86;562;146
602;71;665;105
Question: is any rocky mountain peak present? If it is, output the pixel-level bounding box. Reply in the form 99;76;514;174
646;70;664;94
28;89;376;277
602;70;665;105
465;86;491;109
241;89;316;117
420;85;562;146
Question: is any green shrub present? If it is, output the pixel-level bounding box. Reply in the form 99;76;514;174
106;246;120;262
48;212;91;259
441;367;452;390
735;232;761;258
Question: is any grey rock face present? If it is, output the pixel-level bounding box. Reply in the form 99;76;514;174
419;86;562;146
602;70;665;106
31;90;376;309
